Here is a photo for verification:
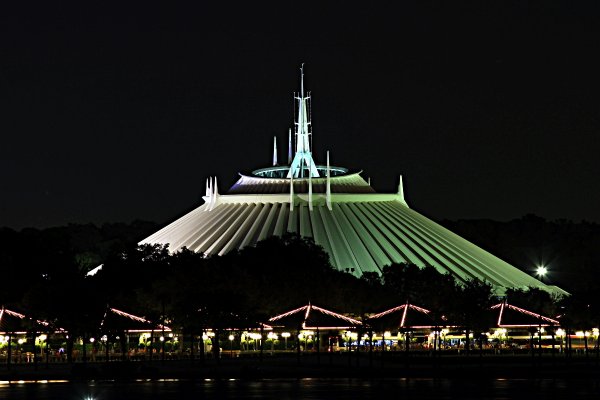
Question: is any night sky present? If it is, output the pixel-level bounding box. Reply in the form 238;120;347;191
2;3;599;229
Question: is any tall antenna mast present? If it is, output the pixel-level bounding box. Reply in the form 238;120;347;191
287;64;319;178
288;128;292;164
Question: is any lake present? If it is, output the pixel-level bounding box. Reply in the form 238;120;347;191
2;377;600;399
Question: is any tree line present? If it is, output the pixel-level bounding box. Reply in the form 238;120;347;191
1;218;600;344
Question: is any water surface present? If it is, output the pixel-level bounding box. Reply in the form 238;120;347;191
1;377;599;399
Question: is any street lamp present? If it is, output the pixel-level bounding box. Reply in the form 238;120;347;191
281;332;290;350
228;334;234;357
534;264;548;356
536;265;548;283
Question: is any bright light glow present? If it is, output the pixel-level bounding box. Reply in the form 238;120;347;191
17;339;24;344
86;264;103;277
89;338;95;343
384;331;391;338
281;332;291;338
202;334;209;341
536;265;548;277
575;331;584;337
556;328;565;337
159;336;165;342
168;333;173;338
228;335;235;341
38;334;47;341
101;335;107;342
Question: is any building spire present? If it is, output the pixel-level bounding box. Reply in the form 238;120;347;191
288;128;292;164
208;176;220;211
326;151;332;211
308;158;313;211
398;175;408;206
289;171;294;212
287;64;320;178
272;136;278;166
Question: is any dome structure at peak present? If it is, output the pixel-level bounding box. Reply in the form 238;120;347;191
140;65;567;297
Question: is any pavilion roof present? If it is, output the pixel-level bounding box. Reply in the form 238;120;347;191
490;302;559;328
0;307;53;334
100;308;171;333
268;303;362;330
367;303;440;330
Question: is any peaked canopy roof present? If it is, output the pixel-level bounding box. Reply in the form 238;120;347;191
367;303;440;330
140;65;567;298
490;302;559;328
100;308;171;333
268;304;362;330
0;307;53;334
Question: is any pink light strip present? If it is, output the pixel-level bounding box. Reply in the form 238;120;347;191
310;305;362;325
110;308;147;323
497;302;504;327
269;305;308;322
368;304;407;319
400;304;409;328
304;326;359;330
110;308;172;331
407;304;432;315
4;309;26;319
304;304;312;322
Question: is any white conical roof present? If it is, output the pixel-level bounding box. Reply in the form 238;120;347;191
140;188;566;296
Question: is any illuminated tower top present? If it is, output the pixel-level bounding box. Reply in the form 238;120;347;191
287;64;320;178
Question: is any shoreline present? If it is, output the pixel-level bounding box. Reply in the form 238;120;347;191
2;354;600;381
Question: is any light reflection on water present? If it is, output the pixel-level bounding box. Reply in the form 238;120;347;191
0;378;598;399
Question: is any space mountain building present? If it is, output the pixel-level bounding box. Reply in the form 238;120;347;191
140;66;567;297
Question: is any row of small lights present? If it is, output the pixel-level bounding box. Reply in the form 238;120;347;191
3;328;600;345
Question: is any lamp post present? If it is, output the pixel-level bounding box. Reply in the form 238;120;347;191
535;265;547;356
556;328;565;353
536;265;547;283
228;334;234;357
281;332;290;350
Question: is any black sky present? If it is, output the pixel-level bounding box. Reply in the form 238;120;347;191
1;2;600;229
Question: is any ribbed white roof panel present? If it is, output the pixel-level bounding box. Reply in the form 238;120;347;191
140;198;567;296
